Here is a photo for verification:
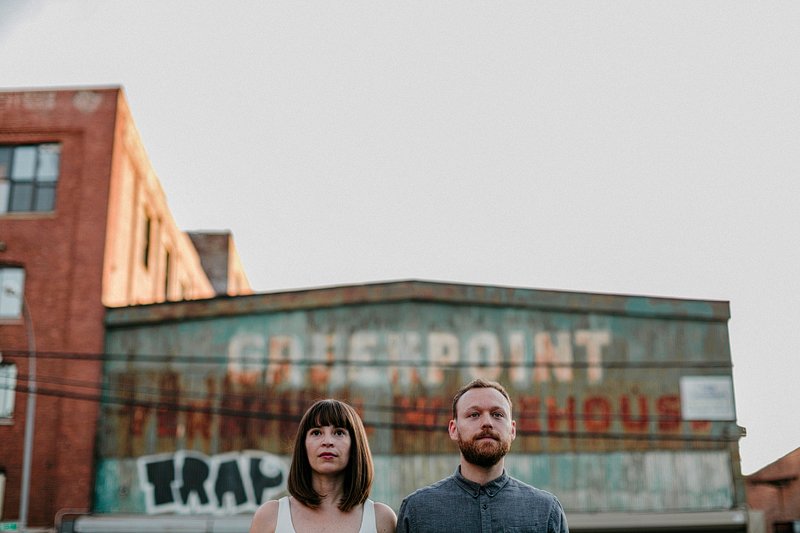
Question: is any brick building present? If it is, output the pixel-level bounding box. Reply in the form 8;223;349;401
0;86;250;527
747;448;800;532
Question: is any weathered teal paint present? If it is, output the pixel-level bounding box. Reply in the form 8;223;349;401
94;458;146;512
99;280;743;515
92;451;734;514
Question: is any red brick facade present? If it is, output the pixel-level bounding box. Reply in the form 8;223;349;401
747;448;800;532
0;87;247;526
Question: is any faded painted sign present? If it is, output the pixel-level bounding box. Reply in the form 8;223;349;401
99;283;742;514
102;302;733;455
224;328;611;388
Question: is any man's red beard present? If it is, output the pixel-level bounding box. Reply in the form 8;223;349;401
457;430;511;468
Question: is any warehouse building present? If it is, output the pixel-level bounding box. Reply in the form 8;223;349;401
83;280;751;532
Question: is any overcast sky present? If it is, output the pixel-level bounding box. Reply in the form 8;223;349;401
2;0;798;475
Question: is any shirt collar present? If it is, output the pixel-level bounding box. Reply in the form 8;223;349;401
453;465;510;498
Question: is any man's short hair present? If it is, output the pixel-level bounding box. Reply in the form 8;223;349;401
451;378;513;419
287;399;374;512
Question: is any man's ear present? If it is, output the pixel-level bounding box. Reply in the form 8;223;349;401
510;419;517;441
448;419;459;441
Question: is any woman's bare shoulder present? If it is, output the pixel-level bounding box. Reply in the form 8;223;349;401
249;499;281;533
372;501;397;533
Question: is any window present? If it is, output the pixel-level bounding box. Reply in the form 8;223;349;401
0;362;17;420
0;267;25;319
0;143;61;214
143;215;152;267
164;250;171;299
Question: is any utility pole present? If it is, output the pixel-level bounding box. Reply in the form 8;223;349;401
6;287;36;531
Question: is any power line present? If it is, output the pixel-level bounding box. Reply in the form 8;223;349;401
4;370;714;423
1;349;734;369
3;381;739;444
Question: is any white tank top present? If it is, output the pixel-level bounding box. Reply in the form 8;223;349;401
275;496;378;533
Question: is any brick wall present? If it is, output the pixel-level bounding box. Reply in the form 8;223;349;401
0;88;117;525
0;87;217;526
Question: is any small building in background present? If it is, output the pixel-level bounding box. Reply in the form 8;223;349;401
747;448;800;532
91;280;752;532
187;231;252;298
0;86;250;527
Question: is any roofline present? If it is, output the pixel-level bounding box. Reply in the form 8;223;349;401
745;446;800;479
105;279;730;328
0;84;123;93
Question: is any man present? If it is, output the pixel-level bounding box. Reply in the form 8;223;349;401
397;379;568;533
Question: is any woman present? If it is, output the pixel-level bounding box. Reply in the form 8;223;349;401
250;399;397;533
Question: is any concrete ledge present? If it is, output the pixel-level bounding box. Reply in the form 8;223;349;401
567;510;748;531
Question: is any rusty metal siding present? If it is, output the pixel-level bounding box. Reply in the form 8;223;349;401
372;451;734;512
99;281;741;515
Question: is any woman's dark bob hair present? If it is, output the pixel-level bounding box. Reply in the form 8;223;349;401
287;399;374;512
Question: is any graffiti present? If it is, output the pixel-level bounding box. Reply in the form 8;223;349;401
227;328;612;388
137;450;286;515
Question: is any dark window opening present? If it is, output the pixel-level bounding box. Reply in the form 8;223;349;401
143;215;152;268
164;250;171;300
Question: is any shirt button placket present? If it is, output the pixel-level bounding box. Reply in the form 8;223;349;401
479;489;491;532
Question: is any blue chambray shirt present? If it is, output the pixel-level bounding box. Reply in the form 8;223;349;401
397;467;569;533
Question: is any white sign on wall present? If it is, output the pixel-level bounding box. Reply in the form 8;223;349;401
680;376;736;421
0;363;17;419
